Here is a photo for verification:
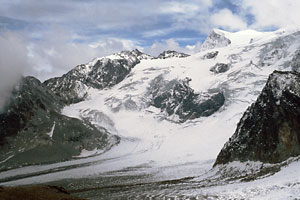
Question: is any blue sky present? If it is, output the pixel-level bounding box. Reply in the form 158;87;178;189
0;0;247;47
0;0;299;81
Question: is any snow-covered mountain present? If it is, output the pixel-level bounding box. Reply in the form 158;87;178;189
1;28;300;199
43;49;153;104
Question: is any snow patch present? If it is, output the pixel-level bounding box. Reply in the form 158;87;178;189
0;155;14;164
46;122;55;138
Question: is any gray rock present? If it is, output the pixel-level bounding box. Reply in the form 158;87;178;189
202;51;219;59
292;50;300;72
157;50;190;59
210;63;230;74
148;76;225;122
214;71;300;166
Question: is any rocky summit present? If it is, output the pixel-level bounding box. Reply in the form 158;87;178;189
215;71;300;165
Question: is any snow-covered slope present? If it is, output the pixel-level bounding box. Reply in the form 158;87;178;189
1;28;300;199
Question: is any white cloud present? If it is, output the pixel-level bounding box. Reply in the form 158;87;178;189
28;28;140;81
159;2;200;14
157;0;214;34
211;9;247;31
242;0;300;29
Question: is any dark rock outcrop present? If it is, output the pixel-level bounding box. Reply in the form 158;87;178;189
0;76;63;145
210;63;230;74
149;76;225;122
0;77;118;169
157;50;190;59
202;51;219;59
292;50;300;72
44;49;151;104
214;71;300;166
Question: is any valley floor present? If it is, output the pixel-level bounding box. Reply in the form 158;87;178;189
1;122;300;199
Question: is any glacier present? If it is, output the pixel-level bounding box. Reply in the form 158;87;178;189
1;28;300;199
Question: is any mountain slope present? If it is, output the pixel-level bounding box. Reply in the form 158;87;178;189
0;77;118;170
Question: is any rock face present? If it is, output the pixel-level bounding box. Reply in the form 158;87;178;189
148;76;225;122
0;77;118;170
157;50;190;59
214;71;300;166
292;50;300;72
44;49;151;104
0;76;63;145
210;63;230;74
200;30;231;51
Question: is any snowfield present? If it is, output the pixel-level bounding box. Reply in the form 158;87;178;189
1;28;300;199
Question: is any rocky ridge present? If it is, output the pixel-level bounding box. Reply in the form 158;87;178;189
43;49;152;104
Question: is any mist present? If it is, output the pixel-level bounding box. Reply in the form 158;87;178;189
0;32;30;111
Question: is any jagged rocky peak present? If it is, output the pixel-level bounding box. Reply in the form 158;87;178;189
44;49;150;104
200;29;231;51
157;50;190;59
105;49;153;66
117;49;153;60
214;71;300;166
148;75;225;122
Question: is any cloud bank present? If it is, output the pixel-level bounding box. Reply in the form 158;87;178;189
0;32;30;110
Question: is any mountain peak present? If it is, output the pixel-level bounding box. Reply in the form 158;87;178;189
200;29;231;51
116;49;153;60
